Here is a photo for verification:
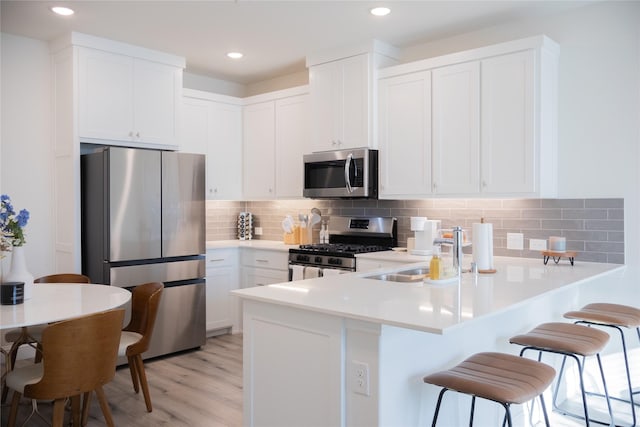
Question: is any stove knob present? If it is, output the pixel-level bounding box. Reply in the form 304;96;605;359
315;256;323;264
328;258;342;266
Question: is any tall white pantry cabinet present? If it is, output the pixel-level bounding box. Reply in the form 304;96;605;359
378;35;559;198
50;32;185;272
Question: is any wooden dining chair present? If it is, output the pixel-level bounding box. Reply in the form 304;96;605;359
119;282;164;412
5;309;125;427
1;273;92;403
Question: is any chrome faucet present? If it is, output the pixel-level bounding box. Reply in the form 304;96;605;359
452;226;464;276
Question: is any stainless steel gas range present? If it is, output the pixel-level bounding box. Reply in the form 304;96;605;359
288;216;397;279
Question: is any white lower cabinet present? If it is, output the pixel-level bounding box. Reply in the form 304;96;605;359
238;248;289;331
205;248;240;335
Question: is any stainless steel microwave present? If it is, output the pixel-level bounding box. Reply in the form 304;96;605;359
303;148;378;199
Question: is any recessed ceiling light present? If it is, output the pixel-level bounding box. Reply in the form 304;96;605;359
370;7;391;17
50;6;75;16
227;52;243;59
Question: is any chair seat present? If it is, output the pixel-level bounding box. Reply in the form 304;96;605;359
118;331;143;357
564;303;640;328
509;322;609;357
423;352;556;405
6;363;43;394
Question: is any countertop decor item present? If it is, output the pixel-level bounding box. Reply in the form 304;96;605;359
4;246;34;300
542;250;577;265
1;194;32;299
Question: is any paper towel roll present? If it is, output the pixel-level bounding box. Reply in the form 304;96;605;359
472;222;494;271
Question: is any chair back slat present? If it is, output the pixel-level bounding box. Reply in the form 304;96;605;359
25;309;124;399
123;282;164;356
34;273;91;284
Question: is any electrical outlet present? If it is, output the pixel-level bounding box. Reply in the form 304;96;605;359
529;239;547;251
254;227;263;236
352;360;370;396
506;233;524;250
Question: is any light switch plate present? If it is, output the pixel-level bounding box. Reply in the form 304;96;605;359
529;239;547;251
506;233;524;250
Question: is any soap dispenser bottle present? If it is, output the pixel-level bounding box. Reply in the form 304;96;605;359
429;245;442;280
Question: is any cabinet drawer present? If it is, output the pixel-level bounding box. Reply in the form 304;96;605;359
241;249;288;270
206;248;238;270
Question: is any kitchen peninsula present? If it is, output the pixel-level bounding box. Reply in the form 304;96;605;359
232;257;625;426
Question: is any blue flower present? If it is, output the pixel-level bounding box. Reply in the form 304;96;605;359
0;195;29;249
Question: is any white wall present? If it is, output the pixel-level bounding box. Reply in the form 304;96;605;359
0;33;55;279
183;71;246;97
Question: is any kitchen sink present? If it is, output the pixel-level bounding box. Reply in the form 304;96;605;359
365;267;430;283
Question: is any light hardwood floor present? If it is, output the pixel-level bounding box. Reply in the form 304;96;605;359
2;333;243;427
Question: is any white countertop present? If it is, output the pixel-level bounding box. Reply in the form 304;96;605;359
232;257;625;334
207;239;295;252
356;249;432;263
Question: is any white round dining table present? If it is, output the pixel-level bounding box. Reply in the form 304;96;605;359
0;283;131;329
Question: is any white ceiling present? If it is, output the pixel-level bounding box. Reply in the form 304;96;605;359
1;1;591;85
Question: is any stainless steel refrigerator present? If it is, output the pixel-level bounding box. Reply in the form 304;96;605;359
81;146;206;359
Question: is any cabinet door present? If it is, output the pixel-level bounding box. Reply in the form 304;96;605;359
481;51;535;194
133;59;181;147
340;54;370;149
275;94;309;199
206;266;236;332
378;71;432;197
309;61;340;152
432;61;480;194
181;97;209;155
209;102;242;199
243;101;276;199
206;248;239;334
78;48;134;141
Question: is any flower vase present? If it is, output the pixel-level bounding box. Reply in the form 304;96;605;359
5;246;34;300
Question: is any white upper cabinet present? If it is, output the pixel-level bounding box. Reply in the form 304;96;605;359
243;101;276;199
242;87;310;200
378;71;432;197
309;54;368;151
307;41;399;152
432;61;481;195
378;35;559;198
78;46;183;149
182;91;243;200
480;50;535;194
275;94;310;199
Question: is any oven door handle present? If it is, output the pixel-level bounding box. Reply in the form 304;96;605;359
344;152;354;193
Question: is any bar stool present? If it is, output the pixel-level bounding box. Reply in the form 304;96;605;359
564;303;640;427
509;322;614;426
422;352;556;427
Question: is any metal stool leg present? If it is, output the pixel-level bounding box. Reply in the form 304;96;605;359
431;388;448;427
469;395;475;427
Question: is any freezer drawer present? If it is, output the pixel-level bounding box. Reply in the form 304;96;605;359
109;258;205;288
118;282;206;363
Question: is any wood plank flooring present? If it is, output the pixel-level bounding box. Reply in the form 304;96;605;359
1;333;243;427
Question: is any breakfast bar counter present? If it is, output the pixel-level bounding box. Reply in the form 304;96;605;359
232;257;626;427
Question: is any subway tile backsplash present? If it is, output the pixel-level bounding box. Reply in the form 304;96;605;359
206;198;625;264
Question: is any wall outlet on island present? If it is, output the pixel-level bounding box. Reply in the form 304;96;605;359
352;360;370;396
506;233;524;250
255;227;263;236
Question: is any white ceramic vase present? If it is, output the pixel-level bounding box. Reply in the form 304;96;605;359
5;246;34;300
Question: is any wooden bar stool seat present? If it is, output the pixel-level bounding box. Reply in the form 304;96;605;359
423;352;556;426
564;303;640;426
509;322;614;426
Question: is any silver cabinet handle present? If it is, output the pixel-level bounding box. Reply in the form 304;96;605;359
256;259;269;263
209;258;225;262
